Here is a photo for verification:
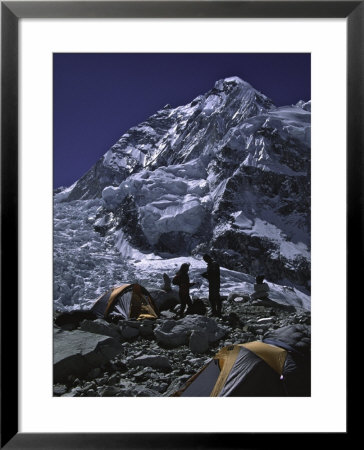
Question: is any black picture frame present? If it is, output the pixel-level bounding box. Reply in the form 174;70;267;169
1;1;357;448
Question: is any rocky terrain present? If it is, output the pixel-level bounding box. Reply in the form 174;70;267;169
53;292;310;397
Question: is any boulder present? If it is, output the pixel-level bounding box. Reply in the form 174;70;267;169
130;355;172;370
121;326;139;339
53;328;123;383
120;321;140;339
54;309;97;329
80;318;121;339
189;330;209;354
154;315;227;348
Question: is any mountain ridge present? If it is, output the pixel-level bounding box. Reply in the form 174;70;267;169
55;76;311;292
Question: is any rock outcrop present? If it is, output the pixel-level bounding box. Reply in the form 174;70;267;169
154;315;227;348
53;328;123;383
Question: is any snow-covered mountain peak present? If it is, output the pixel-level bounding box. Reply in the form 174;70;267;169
56;76;311;299
213;76;274;107
62;76;280;201
214;75;250;90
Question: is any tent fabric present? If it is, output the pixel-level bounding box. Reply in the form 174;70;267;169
241;341;287;375
218;347;286;397
180;360;220;397
174;341;288;397
262;338;302;355
210;345;242;397
173;326;310;397
91;283;159;320
90;289;113;318
263;324;311;396
212;342;287;397
105;284;130;317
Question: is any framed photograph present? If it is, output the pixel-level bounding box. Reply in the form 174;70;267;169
2;1;357;448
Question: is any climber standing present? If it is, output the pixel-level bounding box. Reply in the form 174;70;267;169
173;263;195;317
202;254;222;317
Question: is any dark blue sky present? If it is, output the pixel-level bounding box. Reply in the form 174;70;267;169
53;53;310;188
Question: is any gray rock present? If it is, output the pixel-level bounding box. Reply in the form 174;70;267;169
85;389;96;397
228;292;250;302
188;357;206;366
154;315;227;348
123;320;141;329
107;373;120;385
163;375;192;397
102;379;161;397
159;310;178;320
154;320;187;347
119;379;137;390
150;382;169;393
130;355;172;370
133;386;161;397
120;325;139;339
80;318;121;339
189;330;209;354
83;382;95;391
98;385;120;397
133;368;152;381
53;328;123;383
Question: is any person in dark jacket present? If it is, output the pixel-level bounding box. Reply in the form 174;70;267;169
173;262;195;317
202;254;222;317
